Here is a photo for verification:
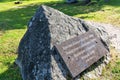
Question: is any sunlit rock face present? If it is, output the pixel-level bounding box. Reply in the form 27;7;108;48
15;5;110;80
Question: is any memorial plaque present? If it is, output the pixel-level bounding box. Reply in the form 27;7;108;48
54;31;108;78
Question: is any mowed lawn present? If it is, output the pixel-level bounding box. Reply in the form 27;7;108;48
0;0;120;80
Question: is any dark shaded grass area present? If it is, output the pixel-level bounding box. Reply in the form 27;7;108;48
0;0;112;31
0;0;119;31
0;63;22;80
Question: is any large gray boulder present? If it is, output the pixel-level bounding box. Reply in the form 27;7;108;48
16;5;110;80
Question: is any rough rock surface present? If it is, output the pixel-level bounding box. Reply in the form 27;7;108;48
87;21;120;52
86;21;120;61
15;5;110;80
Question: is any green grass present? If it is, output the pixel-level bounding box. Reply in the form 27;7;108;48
0;54;22;80
96;47;120;80
74;0;120;26
112;61;120;80
0;0;120;80
99;60;120;80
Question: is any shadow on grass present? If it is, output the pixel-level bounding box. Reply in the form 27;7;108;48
0;0;117;31
0;4;38;30
1;0;120;31
0;0;33;3
0;63;22;80
0;0;120;30
101;0;120;7
0;0;16;2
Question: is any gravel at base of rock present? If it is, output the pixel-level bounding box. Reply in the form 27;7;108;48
15;5;111;80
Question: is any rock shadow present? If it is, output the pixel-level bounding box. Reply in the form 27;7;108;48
15;6;52;80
